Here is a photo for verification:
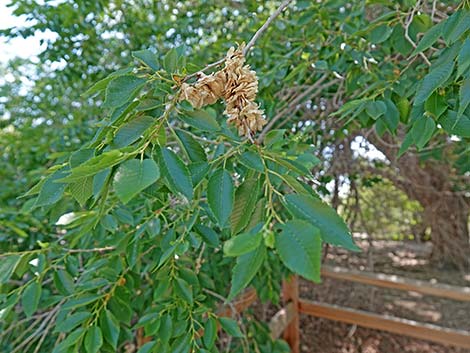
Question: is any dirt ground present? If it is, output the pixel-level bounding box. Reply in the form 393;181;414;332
281;239;470;353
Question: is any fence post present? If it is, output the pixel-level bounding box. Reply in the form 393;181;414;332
282;275;300;353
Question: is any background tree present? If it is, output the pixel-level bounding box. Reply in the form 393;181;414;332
1;1;469;352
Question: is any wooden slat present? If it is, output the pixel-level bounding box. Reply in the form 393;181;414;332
322;265;470;302
299;299;470;349
269;302;296;339
282;276;300;353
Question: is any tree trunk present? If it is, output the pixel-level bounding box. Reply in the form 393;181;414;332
421;195;469;269
366;132;470;270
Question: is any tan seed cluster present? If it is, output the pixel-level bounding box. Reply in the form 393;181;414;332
179;45;266;138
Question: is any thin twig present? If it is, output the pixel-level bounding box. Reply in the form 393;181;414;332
64;246;116;253
183;0;294;82
404;0;431;66
243;0;294;55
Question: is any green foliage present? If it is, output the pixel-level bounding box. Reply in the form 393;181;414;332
1;0;468;352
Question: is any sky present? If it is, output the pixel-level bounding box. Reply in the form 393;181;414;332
0;1;57;62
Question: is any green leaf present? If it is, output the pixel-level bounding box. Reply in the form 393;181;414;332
69;177;93;206
458;77;470;118
178;110;221;132
114;159;160;203
0;255;20;284
158;147;193;199
365;100;387;120
62;294;101;311
22;281;41;317
174;278;193;305
84;325;103;353
284;194;359;251
457;38;470;78
159;314;173;343
425;93;447;119
442;10;470;45
369;24;393;44
439;111;470;138
207;169;234;227
218;317;243;338
411;21;443;55
53;269;75;295
228;244;266;300
412;115;436;149
194;225;219;248
82;67;133;97
56;311;92;333
175;129;207;162
60;150;128;183
224;231;262;257
163;48;178;72
132;49;160;71
103;75;146;108
231;177;260;235
203;317;217;349
51;328;85;353
35;169;68;207
137;341;157;353
189;162;210;185
100;309;120;349
276;220;322;282
113;116;154;148
382;99;399;133
239;151;264;172
414;60;455;105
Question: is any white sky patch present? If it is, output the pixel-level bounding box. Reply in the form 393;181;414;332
0;2;58;62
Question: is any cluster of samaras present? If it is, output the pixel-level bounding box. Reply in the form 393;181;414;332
179;45;266;138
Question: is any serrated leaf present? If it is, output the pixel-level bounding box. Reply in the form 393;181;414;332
425;93;447;119
100;309;120;349
132;49;160;70
175;129;207;162
366;100;387;119
228;244;266;300
414;60;455;105
112;116;154;148
69;176;93;206
35;169;68;207
411;21;443;55
174;278;193;305
458;77;470;118
231;177;260;235
82;67;133;97
163;48;178;72
84;325;103;353
439;110;470;138
276;220;321;282
56;311;92;333
457;38;470;78
60;150;128;183
114;159;160;204
51;328;85;353
158;147;193;199
0;255;20;284
382;99;399;133
284;194;359;251
207;169;234;227
103;75;146;108
203;317;217;349
239;151;264;172
194;225;219;247
442;10;470;45
22;281;41;317
189;162;209;185
178;110;220;132
218;317;243;338
53;269;74;295
412;115;436;149
224;232;262;257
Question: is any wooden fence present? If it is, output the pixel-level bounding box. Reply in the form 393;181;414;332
229;266;470;352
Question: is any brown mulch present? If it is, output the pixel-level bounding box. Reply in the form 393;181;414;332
257;239;470;353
